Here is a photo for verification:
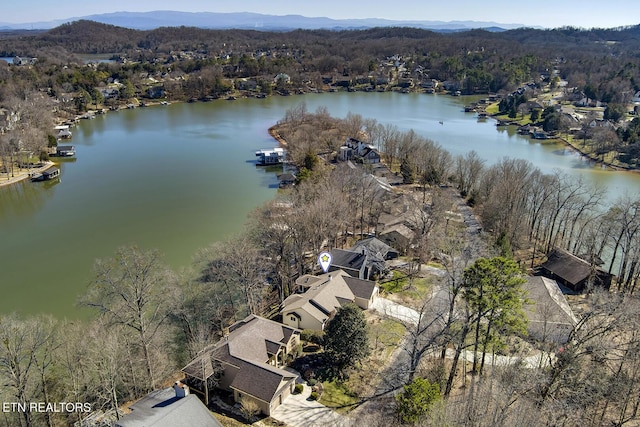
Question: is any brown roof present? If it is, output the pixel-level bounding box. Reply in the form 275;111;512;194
540;249;592;286
282;270;355;321
281;270;377;323
229;360;295;403
182;315;299;393
182;352;221;382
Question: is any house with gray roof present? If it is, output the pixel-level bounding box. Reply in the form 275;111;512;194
181;315;299;416
329;248;386;280
281;269;378;331
116;382;222;427
523;276;578;344
351;237;399;261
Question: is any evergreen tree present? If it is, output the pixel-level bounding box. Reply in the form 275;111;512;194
323;304;369;378
462;256;528;375
396;377;441;424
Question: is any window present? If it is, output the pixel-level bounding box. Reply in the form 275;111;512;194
290;316;296;322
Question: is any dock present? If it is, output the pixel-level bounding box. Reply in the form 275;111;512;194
256;147;285;165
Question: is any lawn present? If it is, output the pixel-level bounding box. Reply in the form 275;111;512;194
380;269;433;303
319;380;359;409
368;316;406;359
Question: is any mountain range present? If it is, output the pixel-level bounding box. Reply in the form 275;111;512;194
0;11;530;32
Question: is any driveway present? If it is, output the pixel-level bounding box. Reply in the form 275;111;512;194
270;384;351;427
371;297;420;326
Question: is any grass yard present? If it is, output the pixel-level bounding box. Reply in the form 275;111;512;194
368;316;406;359
319;380;359;409
380;269;432;300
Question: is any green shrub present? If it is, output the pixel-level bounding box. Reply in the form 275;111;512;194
307;379;317;386
294;383;304;394
310;391;319;400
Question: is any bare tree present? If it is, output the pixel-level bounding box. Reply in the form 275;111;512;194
198;236;269;316
0;314;49;427
82;246;179;391
454;150;485;199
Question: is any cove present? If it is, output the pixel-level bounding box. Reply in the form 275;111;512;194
1;92;639;318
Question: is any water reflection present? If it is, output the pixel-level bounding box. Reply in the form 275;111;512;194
0;180;53;222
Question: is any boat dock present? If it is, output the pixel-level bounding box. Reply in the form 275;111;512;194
256;147;285;165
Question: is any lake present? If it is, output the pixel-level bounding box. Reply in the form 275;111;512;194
1;92;639;318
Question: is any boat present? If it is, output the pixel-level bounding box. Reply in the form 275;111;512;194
256;147;285;165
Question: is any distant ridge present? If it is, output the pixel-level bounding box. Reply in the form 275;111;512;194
0;10;531;32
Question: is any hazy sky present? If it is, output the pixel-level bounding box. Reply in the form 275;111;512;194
3;0;639;29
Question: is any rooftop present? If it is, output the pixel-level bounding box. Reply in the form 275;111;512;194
116;387;221;427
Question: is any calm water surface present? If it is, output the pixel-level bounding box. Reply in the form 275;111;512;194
1;92;639;317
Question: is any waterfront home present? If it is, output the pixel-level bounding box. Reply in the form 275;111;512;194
12;56;37;66
538;248;613;292
116;382;222;427
281;269;378;331
343;137;381;164
256;147;285;165
182;315;299;416
56;145;75;156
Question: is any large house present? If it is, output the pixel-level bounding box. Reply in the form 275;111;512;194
539;248;613;292
281;269;378;331
338;137;381;164
181;315;299;416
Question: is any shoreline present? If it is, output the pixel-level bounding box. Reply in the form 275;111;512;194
4;91;636;190
486;108;639;173
0;161;56;188
268;125;288;147
557;136;638;173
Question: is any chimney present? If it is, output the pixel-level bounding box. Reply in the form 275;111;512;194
328;274;332;281
173;381;189;398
